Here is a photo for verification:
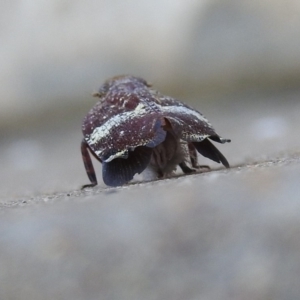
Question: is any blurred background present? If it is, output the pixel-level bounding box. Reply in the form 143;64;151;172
1;0;300;198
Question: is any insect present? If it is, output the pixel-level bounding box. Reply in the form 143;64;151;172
81;75;231;187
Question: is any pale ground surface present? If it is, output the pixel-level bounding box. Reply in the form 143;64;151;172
0;89;300;299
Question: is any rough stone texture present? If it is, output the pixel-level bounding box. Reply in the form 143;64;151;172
1;159;300;300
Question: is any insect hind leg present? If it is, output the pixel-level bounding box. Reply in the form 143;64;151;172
179;161;196;174
188;143;210;170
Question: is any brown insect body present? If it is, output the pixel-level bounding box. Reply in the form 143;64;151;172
81;75;230;187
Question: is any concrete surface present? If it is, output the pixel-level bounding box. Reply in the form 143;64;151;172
0;89;300;299
1;157;300;300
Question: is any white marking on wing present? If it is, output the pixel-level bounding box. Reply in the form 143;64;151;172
103;150;128;162
88;105;147;145
181;133;209;142
161;106;211;125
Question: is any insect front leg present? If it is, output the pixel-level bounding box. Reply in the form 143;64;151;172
81;139;99;188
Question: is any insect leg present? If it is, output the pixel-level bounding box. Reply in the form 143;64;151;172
179;161;196;174
81;139;98;188
188;142;210;170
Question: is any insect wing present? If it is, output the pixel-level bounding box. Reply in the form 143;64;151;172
102;146;153;186
160;102;217;142
86;111;166;162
